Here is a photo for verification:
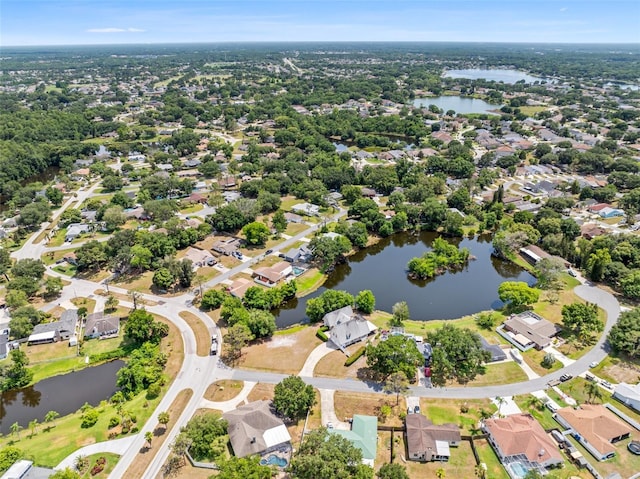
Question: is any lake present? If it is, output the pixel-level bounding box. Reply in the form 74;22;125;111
443;68;546;84
0;360;123;434
412;96;502;115
274;232;535;328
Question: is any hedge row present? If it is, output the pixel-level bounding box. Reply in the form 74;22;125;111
89;348;126;363
316;327;329;342
344;346;366;366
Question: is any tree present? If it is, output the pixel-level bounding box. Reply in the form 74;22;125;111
0;248;11;281
44;410;60;430
242;221;270;246
534;257;565;290
158;411;170;430
0;446;23;474
102;205;126;230
289;428;373;479
541;353;556;369
217;456;272;479
383;372;410;405
273;375;317;421
105;295;118;312
561;302;602;341
124;308;169;345
201;289;226;310
586;249;611;282
224;323;254;362
390;301;409;327
10;422;22;439
272;209;287;237
11;258;45;282
152;267;175;290
5;290;28;310
366;335;423;380
176;412;227;461
18;201;50;229
436;467;446;479
427;324;491;386
245;309;276;338
475;312;498;330
0;349;33;391
305;290;354;322
497;282;539;310
608;308;640;358
309;235;352;270
585;381;603;404
44;277;64;298
145;430;153;447
28;419;38;437
49;469;81;479
377;463;409;479
355;290;375;314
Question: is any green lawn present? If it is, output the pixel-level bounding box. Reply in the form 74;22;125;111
295;269;326;296
474;438;509;479
0;391;160;467
79;452;120;478
522;347;563;376
513;395;558;430
418;398;495;435
450;361;527;388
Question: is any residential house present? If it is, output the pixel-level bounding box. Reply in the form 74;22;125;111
65;223;91;242
361;188;377;198
500;311;561;351
84;312;120;339
186;192;207;204
183;158;201;168
219;176;237;189
283;212;304;224
291;202;320;216
598;207;624;219
322;306;377;352
483;414;563;474
184;247;217;268
253;262;292;287
520;245;570;268
124;207;149;221
283;246;312;263
588;203;612;214
228;278;253;299
222;191;241;203
0;459;56;479
332;415;378;467
613;383;640;412
580;223;606;240
212;238;242;256
555;405;631;461
223;400;292;458
479;336;507;362
405;414;461;462
28;310;78;344
0;328;10;360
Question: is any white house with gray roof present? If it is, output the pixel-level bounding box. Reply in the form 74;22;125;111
322;306;377;353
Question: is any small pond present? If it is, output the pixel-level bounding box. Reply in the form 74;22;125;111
274;232;535;328
0;360;123;434
443;68;547;84
413;96;502;115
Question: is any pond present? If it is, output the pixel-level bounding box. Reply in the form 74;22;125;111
0;360;123;434
274;232;535;328
413;96;502;115
443;68;547;84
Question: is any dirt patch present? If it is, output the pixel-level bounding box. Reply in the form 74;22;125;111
247;383;275;403
126;388;193;479
314;343;366;379
178;311;210;357
203;380;244;402
238;326;322;375
334;391;405;427
602;361;640;383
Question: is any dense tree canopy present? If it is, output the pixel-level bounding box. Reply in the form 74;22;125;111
608;308;640;358
273;375;317;421
366;335;423;381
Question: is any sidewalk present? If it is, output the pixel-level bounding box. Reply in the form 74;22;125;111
56;435;138;470
199;381;256;412
299;342;339;377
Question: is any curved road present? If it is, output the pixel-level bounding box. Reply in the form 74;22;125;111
16;183;621;476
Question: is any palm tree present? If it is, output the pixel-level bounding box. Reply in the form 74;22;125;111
495;396;506;417
474;464;487;479
28;419;38;437
145;431;153;448
436;468;446;479
585;381;603;404
10;422;22;439
44;410;59;429
158;411;170;431
525;395;545;411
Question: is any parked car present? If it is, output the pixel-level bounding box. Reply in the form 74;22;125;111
326;422;334;429
413;405;421;414
559;374;573;382
567;268;577;277
589;361;599;368
601;380;613;389
265;249;273;254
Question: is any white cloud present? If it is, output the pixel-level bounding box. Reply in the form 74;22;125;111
86;27;145;33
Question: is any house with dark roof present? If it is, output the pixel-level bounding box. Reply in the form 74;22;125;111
28;310;78;344
283;245;312;263
405;414;461;462
332;415;378;467
483;414;563;475
555;405;631;461
223;400;292;459
84;312;120;340
212;237;242;256
500;311;561;351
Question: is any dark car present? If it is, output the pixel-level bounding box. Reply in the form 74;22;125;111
265;249;273;254
559;374;573;382
413;405;421;414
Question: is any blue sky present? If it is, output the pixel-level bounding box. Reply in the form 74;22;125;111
1;0;639;46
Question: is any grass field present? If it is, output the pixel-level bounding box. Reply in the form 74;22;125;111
418;398;495;435
448;361;528;388
474;438;509;479
203;380;244;402
178;311;210;356
334;391;405;427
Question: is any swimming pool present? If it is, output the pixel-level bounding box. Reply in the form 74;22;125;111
260;454;288;467
292;266;306;276
508;462;529;478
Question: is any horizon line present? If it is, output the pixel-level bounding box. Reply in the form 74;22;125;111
2;40;640;48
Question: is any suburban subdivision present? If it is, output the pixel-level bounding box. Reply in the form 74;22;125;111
1;36;640;479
